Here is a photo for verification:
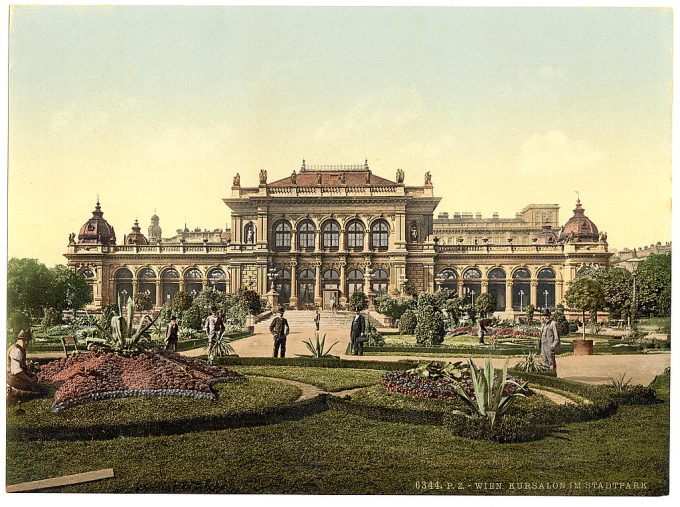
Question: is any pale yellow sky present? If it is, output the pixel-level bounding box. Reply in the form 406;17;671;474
8;6;672;266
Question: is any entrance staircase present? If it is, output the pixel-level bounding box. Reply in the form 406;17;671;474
254;310;379;332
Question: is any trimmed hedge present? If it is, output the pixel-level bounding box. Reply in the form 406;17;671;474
363;345;572;356
215;356;420;371
8;394;328;442
327;396;444;426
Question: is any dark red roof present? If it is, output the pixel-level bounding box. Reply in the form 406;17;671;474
269;169;398;187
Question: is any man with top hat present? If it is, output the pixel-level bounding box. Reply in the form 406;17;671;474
350;309;366;356
269;307;290;358
7;329;46;398
539;309;560;371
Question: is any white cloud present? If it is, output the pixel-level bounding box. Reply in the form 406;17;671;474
517;130;603;175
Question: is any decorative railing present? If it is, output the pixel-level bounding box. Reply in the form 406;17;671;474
435;244;565;253
267;185;398;197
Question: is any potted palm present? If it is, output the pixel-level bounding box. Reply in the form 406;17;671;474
564;276;604;355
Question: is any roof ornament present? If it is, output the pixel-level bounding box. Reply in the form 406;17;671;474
364;159;369;170
301;159;306;172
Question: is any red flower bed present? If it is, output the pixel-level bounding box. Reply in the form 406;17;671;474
38;350;243;412
448;326;476;336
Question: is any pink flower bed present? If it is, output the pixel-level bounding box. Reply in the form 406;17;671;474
38;350;243;412
447;326;539;339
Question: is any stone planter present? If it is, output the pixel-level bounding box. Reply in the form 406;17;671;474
572;339;594;356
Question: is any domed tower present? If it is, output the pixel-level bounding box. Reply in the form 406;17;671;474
125;219;149;245
77;200;116;245
148;211;162;243
558;199;600;243
536;223;558;245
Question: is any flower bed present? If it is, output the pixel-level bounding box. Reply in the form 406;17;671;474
379;369;526;401
38;350;244;412
447;325;539;339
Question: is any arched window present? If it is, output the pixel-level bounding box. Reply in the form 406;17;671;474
512;268;531;311
462;268;481;303
161;268;180;304
371;220;389;249
348;269;364;297
298;268;316;306
298;220;316;250
371;268;389;295
185;268;203;296
79;268;95;279
322;221;340;250
346;220;365;250
275;268;291;304
439;269;457;291
487;268;506;311
537;268;556;310
207;268;228;293
274;221;291;250
138;267;157;305
114;268;133;304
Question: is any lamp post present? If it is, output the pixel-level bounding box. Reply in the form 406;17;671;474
121;289;128;305
519;290;525;312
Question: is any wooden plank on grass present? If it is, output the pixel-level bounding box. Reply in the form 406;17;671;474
6;468;114;492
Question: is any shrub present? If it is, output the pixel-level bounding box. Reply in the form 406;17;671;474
415;304;445;346
348;292;368;312
374;294;411;321
399;309;417;335
181;304;204;331
237;288;263;315
134;292;154;311
171;291;193;313
475;293;496;319
402;280;418;297
365;323;385;347
41;307;62;329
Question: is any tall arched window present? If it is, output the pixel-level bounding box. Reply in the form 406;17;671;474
512;268;531;311
161;268;180;304
207;268;228;293
298;220;316;250
487;268;506;311
462;268;482;303
438;268;457;291
537;267;556;310
347;269;364;297
322;221;340;250
275;268;291;304
371;220;389;249
185;267;203;296
371;268;389;295
274;221;291;250
114;268;133;304
298;268;316;306
138;267;156;305
346;220;365;250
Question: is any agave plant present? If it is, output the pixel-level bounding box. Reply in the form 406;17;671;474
207;333;237;363
406;361;468;380
93;294;158;354
452;358;528;428
297;333;339;358
609;372;633;391
515;352;550;373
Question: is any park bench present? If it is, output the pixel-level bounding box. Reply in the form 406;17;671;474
60;336;79;357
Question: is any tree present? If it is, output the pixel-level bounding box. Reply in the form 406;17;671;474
593;267;633;321
564;276;604;338
348;292;369;312
171;291;193;313
237;288;263;315
48;265;92;312
475;293;496;318
635;253;671;317
402;280;418;297
525;304;536;323
415;293;445;346
134;292;154;311
7;258;53;317
374;294;412;321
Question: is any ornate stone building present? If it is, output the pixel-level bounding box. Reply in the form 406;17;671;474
65;161;612;317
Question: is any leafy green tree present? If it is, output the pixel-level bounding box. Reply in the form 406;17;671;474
398;309;417;335
41;307;62;328
171;291;193;313
374;294;412;320
348;292;369;312
47;265;92;312
415;293;445;346
9;311;32;334
475;293;496;318
7;258;53;317
635;253;671;317
593;267;633;321
237;288;263;315
525;304;536;323
402;280;418;297
134;291;154;311
565;276;605;338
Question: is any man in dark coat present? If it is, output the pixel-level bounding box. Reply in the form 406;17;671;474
540;309;560;371
269;308;290;358
349;309;366;356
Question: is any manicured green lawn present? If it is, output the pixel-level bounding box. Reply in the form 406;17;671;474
7;378;300;432
229;366;384;392
6;373;669;495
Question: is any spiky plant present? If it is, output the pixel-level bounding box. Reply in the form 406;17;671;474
609;372;633;391
515;352;550;373
93;294;158;354
297;333;339;358
451;358;528;428
207;333;237;363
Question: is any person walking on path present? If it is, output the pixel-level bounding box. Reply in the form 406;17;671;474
330;295;337;314
350;310;366;356
539;309;560;371
314;308;321;332
165;316;179;352
204;306;225;349
477;318;490;345
270;308;290;358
